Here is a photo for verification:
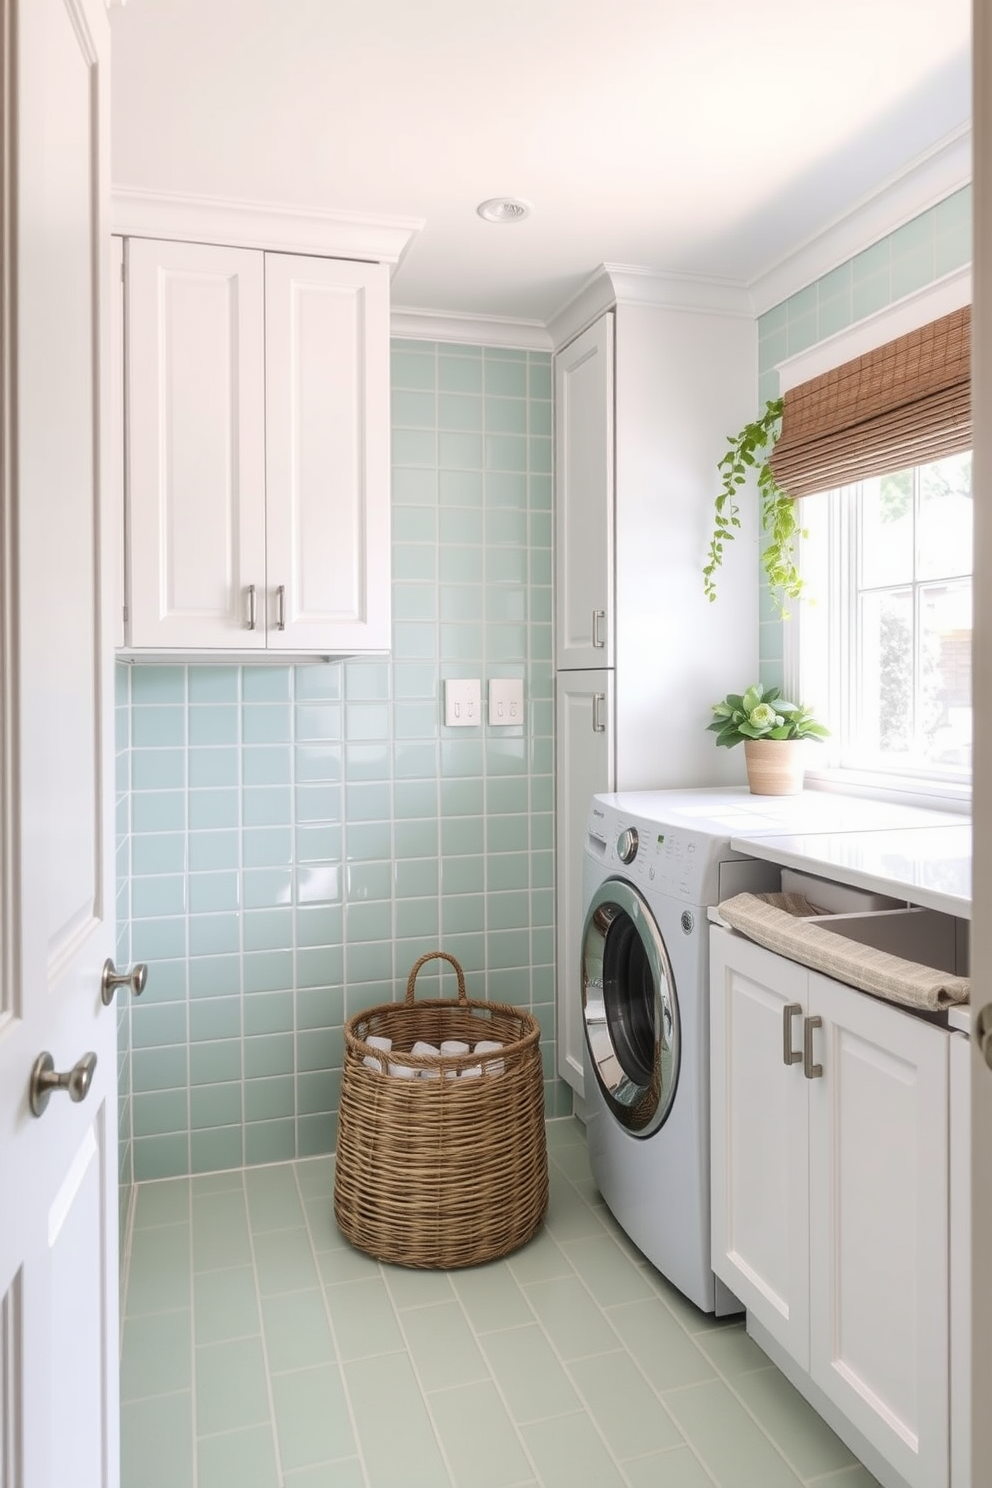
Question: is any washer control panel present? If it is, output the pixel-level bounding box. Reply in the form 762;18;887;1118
606;820;711;901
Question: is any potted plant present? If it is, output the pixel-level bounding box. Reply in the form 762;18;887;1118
703;398;806;615
708;683;829;795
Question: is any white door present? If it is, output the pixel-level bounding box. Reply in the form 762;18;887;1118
554;314;615;670
807;974;950;1488
125;237;266;651
709;930;810;1363
265;253;391;653
554;669;614;1093
0;1;119;1484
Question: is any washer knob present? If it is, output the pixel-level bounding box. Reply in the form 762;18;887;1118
616;827;639;864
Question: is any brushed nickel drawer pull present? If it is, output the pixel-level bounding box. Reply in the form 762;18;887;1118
782;1002;802;1066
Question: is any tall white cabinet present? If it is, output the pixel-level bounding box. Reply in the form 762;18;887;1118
123;236;390;655
710;925;959;1488
552;271;759;1097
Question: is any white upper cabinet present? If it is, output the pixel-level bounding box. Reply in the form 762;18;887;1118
554;314;614;670
123;237;390;654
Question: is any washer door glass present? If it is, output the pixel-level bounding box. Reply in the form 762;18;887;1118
581;877;680;1137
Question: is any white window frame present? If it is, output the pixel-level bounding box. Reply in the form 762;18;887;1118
777;267;972;815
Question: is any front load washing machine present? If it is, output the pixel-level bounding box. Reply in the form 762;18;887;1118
579;786;963;1314
580;790;779;1313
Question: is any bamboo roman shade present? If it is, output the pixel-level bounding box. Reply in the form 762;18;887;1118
769;305;971;499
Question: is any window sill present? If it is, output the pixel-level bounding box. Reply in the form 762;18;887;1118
802;766;971;817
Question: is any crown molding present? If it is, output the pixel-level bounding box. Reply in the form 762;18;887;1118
547;262;754;349
749;126;971;317
111;186;423;268
390;307;551;351
776;264;972;391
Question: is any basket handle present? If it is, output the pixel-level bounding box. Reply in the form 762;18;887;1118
405;951;467;1006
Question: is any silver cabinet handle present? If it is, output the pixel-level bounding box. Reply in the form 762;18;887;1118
592;693;606;733
803;1015;823;1079
247;583;257;630
592;609;606;648
29;1051;97;1118
276;584;286;631
782;1003;802;1065
101;958;147;1007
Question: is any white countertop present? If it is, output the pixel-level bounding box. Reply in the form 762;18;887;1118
729;823;973;919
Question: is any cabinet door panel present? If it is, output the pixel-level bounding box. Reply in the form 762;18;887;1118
126;239;266;648
808;973;949;1488
554;315;614;670
265;255;390;652
554;670;614;1093
710;931;809;1363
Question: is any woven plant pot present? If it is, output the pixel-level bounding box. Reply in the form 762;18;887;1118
333;951;548;1269
743;737;806;795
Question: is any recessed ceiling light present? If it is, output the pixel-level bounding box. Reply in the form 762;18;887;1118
476;197;532;224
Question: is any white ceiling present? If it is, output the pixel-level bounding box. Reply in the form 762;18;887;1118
109;0;972;327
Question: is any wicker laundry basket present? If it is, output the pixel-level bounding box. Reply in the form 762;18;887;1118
333;951;548;1268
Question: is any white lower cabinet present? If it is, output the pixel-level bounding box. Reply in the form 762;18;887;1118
710;926;952;1488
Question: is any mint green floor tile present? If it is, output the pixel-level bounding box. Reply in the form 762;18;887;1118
548;1142;593;1183
479;1323;582;1423
345;1353;452;1488
806;1467;881;1487
132;1177;191;1228
120;1309;192;1401
450;1261;533;1333
606;1298;717;1393
192;1265;261;1346
303;1194;341;1251
284;1462;365;1487
192;1191;252;1272
558;1234;656;1308
252;1225;320;1294
664;1379;805;1488
520;1412;628;1488
270;1364;356;1472
191;1169;244;1195
197;1423;279;1488
261;1289;336;1373
383;1263;455;1311
125;1224;191;1316
400;1301;489;1391
121;1390;194;1488
294;1154;336;1197
195;1336;271;1436
545;1116;585;1151
324;1275;405;1360
245;1162;306;1232
568;1351;684;1459
543;1176;609;1243
519;1275;620;1361
505;1232;575;1285
622;1446;717;1488
317;1238;383;1284
641;1264;742;1336
730;1365;857;1478
696;1323;776;1378
429;1381;534;1488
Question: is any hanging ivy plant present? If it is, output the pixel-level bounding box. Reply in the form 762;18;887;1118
703;397;806;615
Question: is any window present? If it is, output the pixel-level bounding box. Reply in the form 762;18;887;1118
794;452;972;791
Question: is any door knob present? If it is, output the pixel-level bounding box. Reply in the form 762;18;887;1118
977;1004;992;1071
29;1051;97;1117
101;958;147;1006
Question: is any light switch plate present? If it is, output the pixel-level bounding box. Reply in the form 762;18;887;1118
444;678;481;727
489;677;524;725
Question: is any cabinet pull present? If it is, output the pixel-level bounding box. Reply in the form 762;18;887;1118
592;609;606;648
803;1015;823;1079
592;693;606;733
782;1003;802;1066
246;583;257;631
276;584;286;631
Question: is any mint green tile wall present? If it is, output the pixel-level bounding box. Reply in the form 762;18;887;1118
757;185;972;688
116;661;134;1233
117;340;566;1182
